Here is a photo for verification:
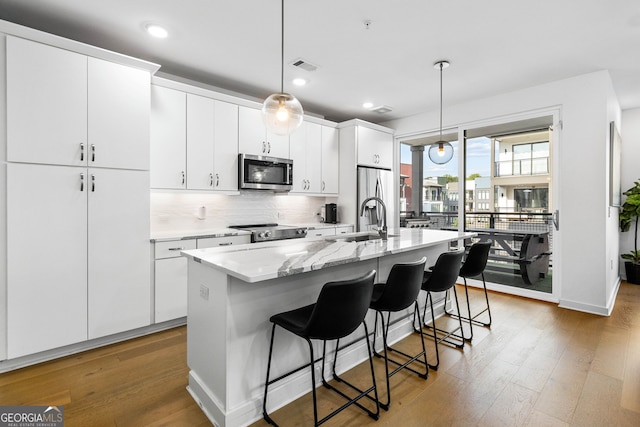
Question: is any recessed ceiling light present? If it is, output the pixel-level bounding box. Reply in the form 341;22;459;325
362;102;374;109
146;24;168;39
293;78;307;86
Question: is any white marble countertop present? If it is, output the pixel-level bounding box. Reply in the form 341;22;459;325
181;228;475;283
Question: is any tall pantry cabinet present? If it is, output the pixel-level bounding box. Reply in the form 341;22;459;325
5;35;154;358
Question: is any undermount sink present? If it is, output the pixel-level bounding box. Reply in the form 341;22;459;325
326;232;399;242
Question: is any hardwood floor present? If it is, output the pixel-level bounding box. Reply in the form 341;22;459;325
1;282;639;426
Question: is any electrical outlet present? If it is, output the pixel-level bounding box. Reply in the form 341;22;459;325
200;285;209;300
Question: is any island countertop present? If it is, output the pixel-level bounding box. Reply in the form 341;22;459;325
181;228;474;283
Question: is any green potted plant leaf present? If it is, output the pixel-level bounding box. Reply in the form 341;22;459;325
620;180;640;284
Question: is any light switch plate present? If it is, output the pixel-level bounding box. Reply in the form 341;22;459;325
200;285;209;300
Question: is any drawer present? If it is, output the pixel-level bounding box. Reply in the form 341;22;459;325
335;226;354;235
197;235;251;249
306;228;336;239
154;239;197;260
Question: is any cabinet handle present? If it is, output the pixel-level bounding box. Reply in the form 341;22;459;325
80;173;84;191
216;173;220;187
209;173;214;187
91;174;95;192
181;171;185;185
218;242;233;246
80;143;85;161
262;141;266;153
306;179;310;190
91;144;96;162
322;181;325;191
168;247;185;251
267;142;271;153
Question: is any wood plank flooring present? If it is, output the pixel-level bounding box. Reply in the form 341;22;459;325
1;282;639;426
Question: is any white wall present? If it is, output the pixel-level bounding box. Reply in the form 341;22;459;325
620;108;640;278
383;70;621;315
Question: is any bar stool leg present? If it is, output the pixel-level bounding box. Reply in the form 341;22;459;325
263;324;278;426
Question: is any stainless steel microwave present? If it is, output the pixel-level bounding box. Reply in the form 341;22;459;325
238;154;293;192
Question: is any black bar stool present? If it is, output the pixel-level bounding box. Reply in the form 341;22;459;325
262;270;379;426
369;257;428;410
444;240;493;341
416;249;465;370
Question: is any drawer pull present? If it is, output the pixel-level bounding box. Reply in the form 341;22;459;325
218;242;233;246
168;247;185;251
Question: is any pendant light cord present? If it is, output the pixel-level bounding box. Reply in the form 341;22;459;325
439;61;443;141
280;0;284;94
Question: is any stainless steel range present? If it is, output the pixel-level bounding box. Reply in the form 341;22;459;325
229;223;307;243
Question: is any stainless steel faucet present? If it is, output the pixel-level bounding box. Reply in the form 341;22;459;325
360;197;388;240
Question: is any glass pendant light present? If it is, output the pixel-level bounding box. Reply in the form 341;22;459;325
262;0;303;136
428;60;454;164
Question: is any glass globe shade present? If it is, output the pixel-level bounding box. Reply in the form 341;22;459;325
428;141;454;164
261;93;304;136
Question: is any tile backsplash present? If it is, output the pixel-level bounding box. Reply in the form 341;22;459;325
151;191;334;234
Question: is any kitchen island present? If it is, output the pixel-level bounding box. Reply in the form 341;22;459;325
182;228;473;427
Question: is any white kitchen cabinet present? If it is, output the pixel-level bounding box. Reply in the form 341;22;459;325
7;163;88;358
154;239;197;323
7;36;88;167
7;37;150;170
306;228;336;239
290;121;322;193
187;95;239;191
87;58;150;171
88;168;151;339
335;226;354;235
197;235;251;248
356;126;393;169
186;94;214;190
151;85;187;189
321;126;339;194
6;164;150;355
238;106;289;159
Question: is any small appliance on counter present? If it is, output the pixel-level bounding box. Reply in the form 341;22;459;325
324;203;338;224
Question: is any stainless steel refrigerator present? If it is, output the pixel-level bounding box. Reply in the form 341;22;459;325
357;166;395;232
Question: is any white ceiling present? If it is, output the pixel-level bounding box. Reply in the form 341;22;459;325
1;0;639;124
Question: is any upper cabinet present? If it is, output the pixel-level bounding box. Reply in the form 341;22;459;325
238;106;289;159
321;126;339;194
150;85;187;189
186;95;239;191
150;85;239;191
290;121;322;193
356;126;394;169
7;36;150;170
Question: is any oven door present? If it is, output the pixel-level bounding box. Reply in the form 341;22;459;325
239;154;293;191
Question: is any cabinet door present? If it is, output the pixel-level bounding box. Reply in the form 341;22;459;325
290;121;321;193
213;100;239;191
305;123;322;192
155;257;188;322
88;168;151;339
321;126;339;194
238;106;289;158
238;106;267;155
7;36;88;167
88;58;151;170
151;86;187;189
289;123;308;192
7;163;88;358
187;94;215;190
357;126;393;169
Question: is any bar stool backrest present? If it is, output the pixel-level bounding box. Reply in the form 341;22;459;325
372;257;427;312
304;270;376;340
422;250;465;292
459;240;492;278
